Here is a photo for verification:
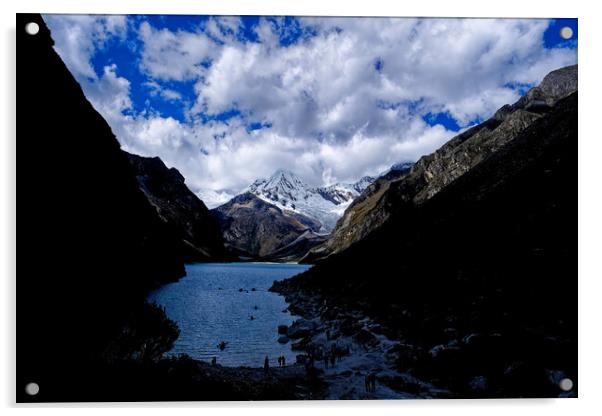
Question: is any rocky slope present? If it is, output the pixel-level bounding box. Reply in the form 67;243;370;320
273;83;577;397
302;163;413;262
126;152;231;263
303;65;577;262
212;192;324;260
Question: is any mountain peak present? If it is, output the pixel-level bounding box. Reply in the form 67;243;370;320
539;64;577;100
246;170;376;232
267;169;305;187
250;169;307;193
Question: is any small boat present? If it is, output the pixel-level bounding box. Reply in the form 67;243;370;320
218;341;228;350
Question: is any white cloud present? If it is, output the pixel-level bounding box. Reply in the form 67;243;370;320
84;64;132;121
138;21;217;81
45;14;127;79
144;80;183;102
43;15;577;208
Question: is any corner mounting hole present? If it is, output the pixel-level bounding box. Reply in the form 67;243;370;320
560;26;573;40
559;378;573;392
25;22;40;36
25;382;39;396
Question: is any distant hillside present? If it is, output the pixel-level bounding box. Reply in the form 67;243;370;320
212;192;324;261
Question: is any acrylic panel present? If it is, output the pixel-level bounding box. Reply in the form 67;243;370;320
17;13;577;402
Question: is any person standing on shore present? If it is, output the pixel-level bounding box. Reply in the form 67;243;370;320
366;373;376;392
264;356;270;374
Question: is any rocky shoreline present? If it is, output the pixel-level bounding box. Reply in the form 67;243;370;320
166;356;327;400
270;272;577;399
270;280;446;399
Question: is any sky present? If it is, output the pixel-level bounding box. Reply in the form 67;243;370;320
43;15;577;208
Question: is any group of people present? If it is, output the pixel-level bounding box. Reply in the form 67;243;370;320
302;342;351;372
364;373;377;393
262;355;287;373
323;351;337;368
277;355;287;367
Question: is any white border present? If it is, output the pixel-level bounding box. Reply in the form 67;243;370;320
2;1;601;415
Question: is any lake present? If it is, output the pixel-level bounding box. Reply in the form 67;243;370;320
147;262;311;367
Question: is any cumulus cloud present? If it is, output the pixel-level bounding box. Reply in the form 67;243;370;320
43;15;577;208
137;20;233;81
44;14;127;79
144;80;183;102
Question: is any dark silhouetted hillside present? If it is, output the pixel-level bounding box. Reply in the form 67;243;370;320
18;13;186;401
126;151;232;263
274;85;577;398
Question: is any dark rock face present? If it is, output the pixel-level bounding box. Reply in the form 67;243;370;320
307;65;577;262
301;164;412;263
212;192;323;260
18;14;188;401
126;152;231;263
275;84;577;396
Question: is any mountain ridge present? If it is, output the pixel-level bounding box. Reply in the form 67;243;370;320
126;151;232;263
302;64;578;263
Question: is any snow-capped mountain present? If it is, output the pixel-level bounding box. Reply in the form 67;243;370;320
247;169;375;232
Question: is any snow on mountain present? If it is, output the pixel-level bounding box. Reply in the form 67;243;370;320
352;176;376;193
247;170;375;232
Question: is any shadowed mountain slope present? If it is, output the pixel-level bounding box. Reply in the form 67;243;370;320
274;85;577;397
18;14;227;402
126;152;231;263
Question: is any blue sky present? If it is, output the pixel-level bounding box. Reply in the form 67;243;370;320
43;15;577;207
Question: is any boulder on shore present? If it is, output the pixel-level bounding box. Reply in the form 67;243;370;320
288;319;316;339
